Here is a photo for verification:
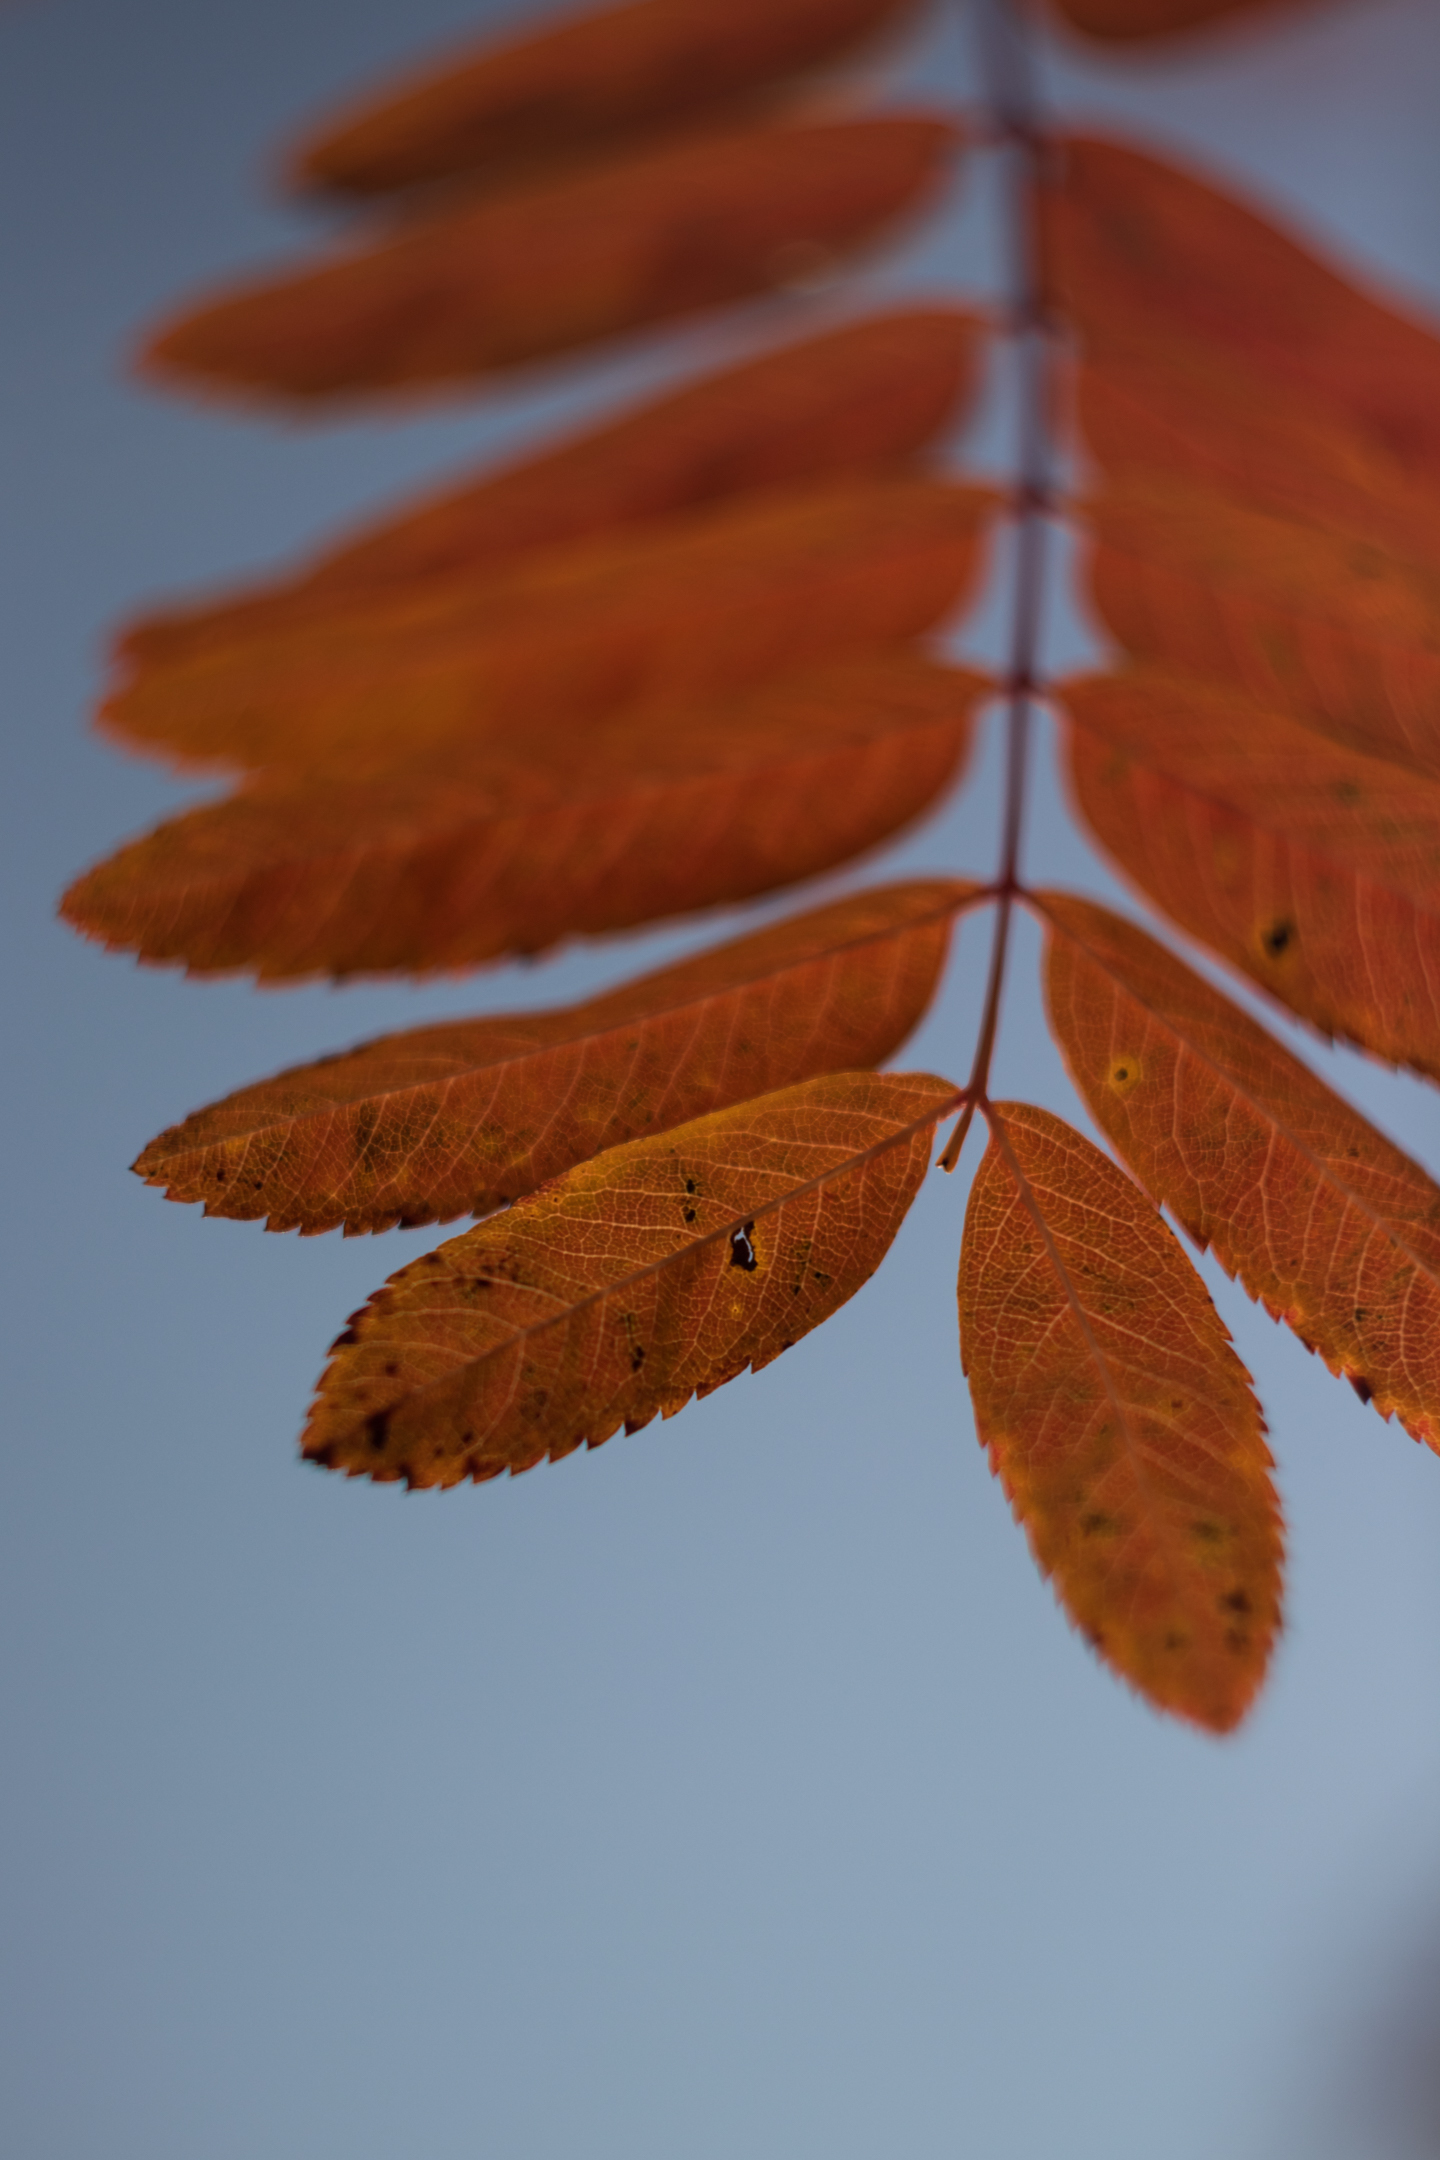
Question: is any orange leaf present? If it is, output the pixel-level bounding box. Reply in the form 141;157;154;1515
1065;333;1440;573
142;116;960;404
1040;890;1440;1454
134;878;980;1235
1057;660;1440;1075
101;477;994;775
1061;665;1440;1078
288;0;921;200
959;1101;1281;1732
1081;478;1440;780
1045;135;1440;500
1048;0;1292;36
121;310;983;672
64;657;990;978
302;1068;960;1487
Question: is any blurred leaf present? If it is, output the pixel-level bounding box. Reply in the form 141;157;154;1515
122;309;984;668
102;478;994;774
1081;477;1440;779
289;0;923;199
1061;665;1440;1077
1048;0;1295;40
1046;134;1440;496
142;115;961;403
65;658;990;977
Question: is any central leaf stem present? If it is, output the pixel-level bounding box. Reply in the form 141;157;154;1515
940;0;1053;1173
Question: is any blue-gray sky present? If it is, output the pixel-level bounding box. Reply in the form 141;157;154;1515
7;2;1440;2156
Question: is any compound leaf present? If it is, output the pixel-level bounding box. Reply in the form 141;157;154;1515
134;878;980;1234
142;115;960;403
1040;890;1440;1453
121;309;983;671
302;1068;959;1487
65;658;989;978
288;0;922;200
959;1100;1281;1732
1061;665;1440;1078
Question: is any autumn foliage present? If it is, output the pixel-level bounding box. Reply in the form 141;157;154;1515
64;0;1440;1733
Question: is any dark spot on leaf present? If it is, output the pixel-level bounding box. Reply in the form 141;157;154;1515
630;1344;645;1372
1220;1588;1251;1615
1261;919;1294;959
730;1222;758;1272
685;1178;696;1194
1081;1510;1113;1536
1350;1373;1375;1405
383;1360;399;1378
1192;1518;1223;1544
683;1207;697;1223
365;1409;391;1454
214;1166;227;1183
330;1325;359;1349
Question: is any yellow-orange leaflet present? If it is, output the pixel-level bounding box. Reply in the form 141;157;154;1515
1061;665;1440;1079
959;1102;1281;1733
289;0;921;199
134;880;980;1235
143;116;960;404
1041;892;1440;1455
303;1069;959;1488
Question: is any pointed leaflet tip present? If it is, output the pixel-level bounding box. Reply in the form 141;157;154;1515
99;478;995;774
286;0;926;200
959;1102;1282;1733
1038;890;1440;1457
301;1070;961;1488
